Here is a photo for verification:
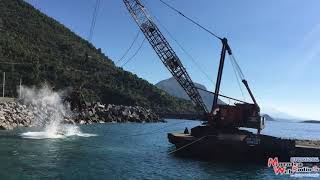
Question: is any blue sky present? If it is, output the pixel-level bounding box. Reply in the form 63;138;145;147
26;0;320;120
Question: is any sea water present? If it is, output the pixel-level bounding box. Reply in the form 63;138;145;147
0;119;319;179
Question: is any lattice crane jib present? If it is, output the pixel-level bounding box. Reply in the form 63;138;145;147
123;0;208;114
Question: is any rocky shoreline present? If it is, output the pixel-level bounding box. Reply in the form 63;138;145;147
0;101;163;130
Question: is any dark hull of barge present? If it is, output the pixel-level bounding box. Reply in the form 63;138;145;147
168;127;320;163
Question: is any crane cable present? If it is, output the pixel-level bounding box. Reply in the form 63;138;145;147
168;135;207;155
121;38;146;67
151;14;215;85
158;0;248;83
88;0;101;42
142;0;227;97
230;54;245;80
229;55;246;101
158;0;222;40
145;0;248;103
116;30;140;65
158;0;248;81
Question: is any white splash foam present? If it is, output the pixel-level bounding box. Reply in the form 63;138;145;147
21;130;97;139
21;131;64;139
19;85;97;139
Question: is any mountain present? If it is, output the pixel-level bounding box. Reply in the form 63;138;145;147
0;0;196;113
261;106;304;121
261;114;275;121
301;120;320;124
156;77;225;110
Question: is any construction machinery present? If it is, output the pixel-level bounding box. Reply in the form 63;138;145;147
120;0;320;163
123;0;264;133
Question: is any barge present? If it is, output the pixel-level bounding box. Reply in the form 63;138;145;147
168;129;320;163
124;0;320;162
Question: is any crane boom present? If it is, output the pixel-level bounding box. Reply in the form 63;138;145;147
123;0;208;113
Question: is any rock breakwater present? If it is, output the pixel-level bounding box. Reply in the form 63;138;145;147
74;102;163;124
0;101;163;130
0;102;34;130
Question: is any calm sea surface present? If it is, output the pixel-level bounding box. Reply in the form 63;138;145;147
0;119;319;179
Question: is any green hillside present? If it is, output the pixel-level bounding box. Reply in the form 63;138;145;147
0;0;195;113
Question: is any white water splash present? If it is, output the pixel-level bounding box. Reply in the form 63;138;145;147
19;85;96;139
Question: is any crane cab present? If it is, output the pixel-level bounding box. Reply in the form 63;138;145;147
212;104;265;132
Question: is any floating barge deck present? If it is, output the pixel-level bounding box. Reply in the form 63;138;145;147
168;130;320;163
